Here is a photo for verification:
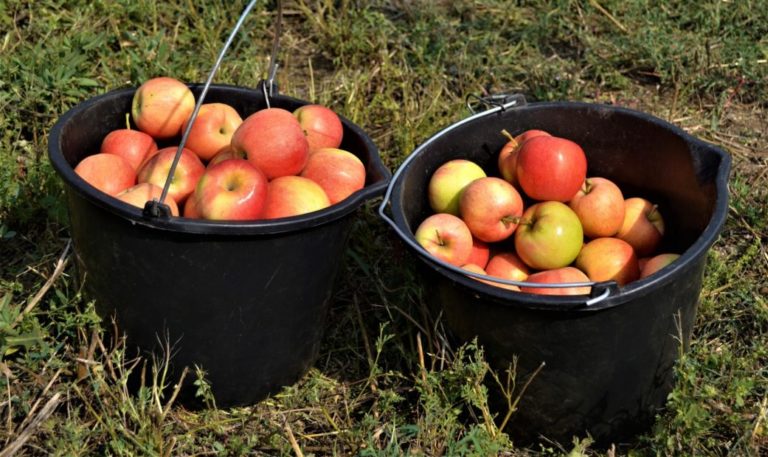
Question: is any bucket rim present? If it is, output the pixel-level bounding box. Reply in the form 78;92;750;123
381;99;732;311
48;83;392;236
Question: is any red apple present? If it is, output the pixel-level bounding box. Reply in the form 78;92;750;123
640;253;680;279
231;107;309;180
293;104;344;153
516;135;588;202
208;146;247;167
137;146;205;204
131;76;195;139
461;262;519;291
194;158;268;220
428;159;486;216
300;147;366;204
182;103;243;161
484;252;530;291
514;201;584;270
498;129;550;185
114;182;179;216
261;175;330;219
575;237;640;286
183;190;202;218
520;267;591;296
99;128;158;171
616;197;665;257
74;153;136;196
458;177;524;243
414;213;473;267
569;177;625;239
466;237;490;269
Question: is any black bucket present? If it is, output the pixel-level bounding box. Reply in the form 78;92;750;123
48;84;391;407
380;97;730;445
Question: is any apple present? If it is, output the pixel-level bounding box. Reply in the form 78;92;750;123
616;197;665;257
137;146;205;204
640;253;680;279
131;76;195;139
208;146;247;167
231;107;309;180
99;128;158;171
300;147;366;204
516;135;587;202
461;262;519;291
466;237;490;269
114;182;179;217
497;129;550;184
514;201;583;270
575;237;640;286
193;158;268;220
74;153;136;196
293;104;344;153
261;175;330;219
458;177;524;243
182;103;243;161
520;267;591;296
414;213;473;267
483;252;530;291
183;190;202;218
568;177;625;238
427;159;486;216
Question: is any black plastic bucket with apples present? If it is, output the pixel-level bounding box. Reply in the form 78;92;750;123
379;96;730;445
48;83;390;407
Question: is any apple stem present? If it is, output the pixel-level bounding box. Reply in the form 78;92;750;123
435;229;444;246
501;215;522;227
125;113;131;130
648;204;659;219
582;179;592;194
500;129;519;149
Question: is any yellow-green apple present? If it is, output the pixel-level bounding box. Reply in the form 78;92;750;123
137;146;205;204
458;177;523;243
520;267;591;296
99;128;158;171
427;159;486;216
516;135;587;202
193;158;268;220
514;201;584;270
616;197;665;257
231;107;309;180
640;253;680;279
208;146;247;167
131;76;195;139
114;182;179;216
466;237;490;269
414;213;473;267
461;262;518;291
293;104;344;153
300;147;366;204
575;237;640;286
484;251;530;291
74;153;136;196
497;129;550;185
182;103;243;161
183;190;202;218
261;175;330;219
568;177;625;238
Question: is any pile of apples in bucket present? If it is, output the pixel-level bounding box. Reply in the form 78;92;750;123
416;129;680;295
73;77;366;219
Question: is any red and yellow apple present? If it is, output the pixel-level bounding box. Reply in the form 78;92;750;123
575;237;640;286
414;213;473;267
182;102;243;161
427;159;486;216
465;237;490;269
516;135;587;202
520;267;592;296
131;76;195;139
208;146;247;167
300;147;366;204
194;158;268;220
74;153;136;196
617;197;665;257
114;182;179;216
514;201;584;270
640;253;680;279
458;177;524;243
569;177;625;239
261;175;330;219
183;191;202;218
99;128;158;171
483;252;530;291
137;146;205;204
293;104;344;153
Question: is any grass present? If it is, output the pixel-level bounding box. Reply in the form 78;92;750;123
1;0;767;455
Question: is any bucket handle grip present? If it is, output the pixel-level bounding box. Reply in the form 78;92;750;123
144;0;280;218
378;96;616;307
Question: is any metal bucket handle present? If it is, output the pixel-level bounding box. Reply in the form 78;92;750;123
143;0;282;218
377;94;616;307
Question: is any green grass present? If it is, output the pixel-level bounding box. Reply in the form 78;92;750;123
1;0;767;455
